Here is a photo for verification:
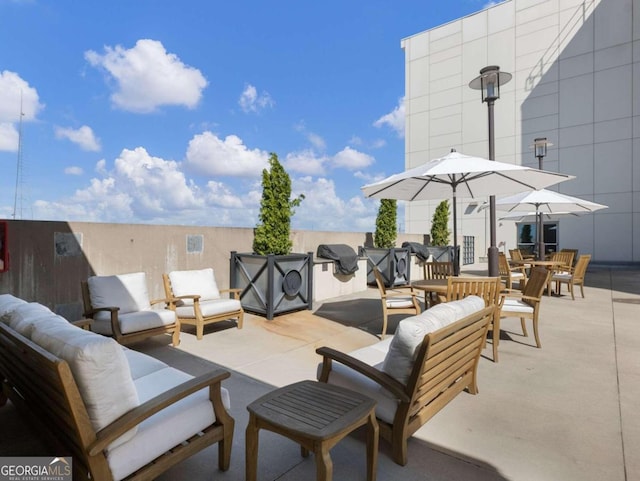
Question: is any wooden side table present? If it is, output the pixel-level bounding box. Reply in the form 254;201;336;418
246;380;378;481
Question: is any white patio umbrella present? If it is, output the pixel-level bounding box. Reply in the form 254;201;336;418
361;150;574;273
494;189;607;258
499;211;583;222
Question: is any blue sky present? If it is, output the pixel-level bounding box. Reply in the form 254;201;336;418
0;0;502;231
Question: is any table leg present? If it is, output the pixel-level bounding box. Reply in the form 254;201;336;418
366;412;379;481
245;414;259;481
315;443;333;481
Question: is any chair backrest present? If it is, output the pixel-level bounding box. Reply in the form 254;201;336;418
84;272;151;316
509;249;523;261
521;267;550;306
572;254;591;281
498;252;511;277
165;268;221;304
446;276;502;307
560;248;579;266
372;266;387;296
551;251;574;271
423;261;453;280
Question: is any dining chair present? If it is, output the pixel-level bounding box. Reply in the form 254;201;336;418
446;276;502;361
422;261;453;307
500;266;550;349
546;251;575;296
372;266;420;339
498;252;527;290
551;254;591;300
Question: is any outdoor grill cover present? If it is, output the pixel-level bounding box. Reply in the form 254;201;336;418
316;244;359;275
402;241;430;261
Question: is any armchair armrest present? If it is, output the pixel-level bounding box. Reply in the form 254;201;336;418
150;296;180;307
71;318;93;330
219;288;242;300
316;346;409;402
88;369;231;455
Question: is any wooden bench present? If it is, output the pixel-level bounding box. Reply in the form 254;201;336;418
0;297;234;481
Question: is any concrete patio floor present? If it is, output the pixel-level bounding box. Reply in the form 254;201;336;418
1;265;638;480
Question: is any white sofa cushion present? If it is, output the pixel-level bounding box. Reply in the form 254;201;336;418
0;294;27;321
4;302;54;335
175;298;241;319
30;321;139;448
91;309;176;336
169;268;220;306
381;296;485;385
122;347;169;380
107;366;230;481
88;272;151;319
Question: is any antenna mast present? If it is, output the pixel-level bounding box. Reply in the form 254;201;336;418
12;93;24;220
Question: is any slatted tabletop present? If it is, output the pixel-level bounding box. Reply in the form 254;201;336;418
247;380;376;440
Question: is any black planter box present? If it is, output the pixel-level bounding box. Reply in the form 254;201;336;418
230;251;313;320
358;246;411;287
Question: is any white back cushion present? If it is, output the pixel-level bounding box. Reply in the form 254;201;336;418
5;302;53;334
88;272;151;315
31;321;139;446
0;294;27;321
381;296;485;385
169;268;220;305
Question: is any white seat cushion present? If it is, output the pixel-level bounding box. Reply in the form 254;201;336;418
510;272;526;279
552;272;572;280
91;309;176;336
88;272;151;320
169;268;220;305
30;321;139;449
385;297;415;309
175;298;241;319
122;347;169;380
502;298;533;314
108;366;230;481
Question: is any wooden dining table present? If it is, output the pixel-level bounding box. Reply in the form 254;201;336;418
411;278;448;309
508;259;565;295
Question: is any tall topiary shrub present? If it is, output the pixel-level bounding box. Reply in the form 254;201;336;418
430;200;450;246
374;199;397;248
253;153;304;255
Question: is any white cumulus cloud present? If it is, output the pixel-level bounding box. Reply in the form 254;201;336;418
55;125;101;151
374;97;405;137
239;84;274;113
85;39;208;113
184;131;269;177
0;70;43;151
331;146;374;170
64;166;84;175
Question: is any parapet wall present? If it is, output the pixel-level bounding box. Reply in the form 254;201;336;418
0;220;426;320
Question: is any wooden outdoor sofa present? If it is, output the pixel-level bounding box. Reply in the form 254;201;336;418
0;294;234;481
317;296;494;465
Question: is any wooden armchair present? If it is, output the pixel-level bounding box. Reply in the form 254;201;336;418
372;266;420;339
500;266;550;348
498;252;527;290
163;268;244;340
551;254;591;300
317;302;494;465
446;276;502;361
81;272;180;346
422;261;453;306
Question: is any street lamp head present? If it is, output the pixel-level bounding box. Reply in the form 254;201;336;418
469;65;512;103
531;137;552;159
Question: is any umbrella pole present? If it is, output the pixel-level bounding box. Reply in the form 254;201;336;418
452;190;459;275
537;208;545;260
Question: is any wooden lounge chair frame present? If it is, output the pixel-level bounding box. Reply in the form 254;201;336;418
317;305;494;466
372;266;420;339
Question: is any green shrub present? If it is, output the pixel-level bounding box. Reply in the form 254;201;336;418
253;153;304;255
374;199;397;248
430;200;450;246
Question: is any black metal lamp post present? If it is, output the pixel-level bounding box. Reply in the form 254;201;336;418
469;65;512;277
532;137;551;259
